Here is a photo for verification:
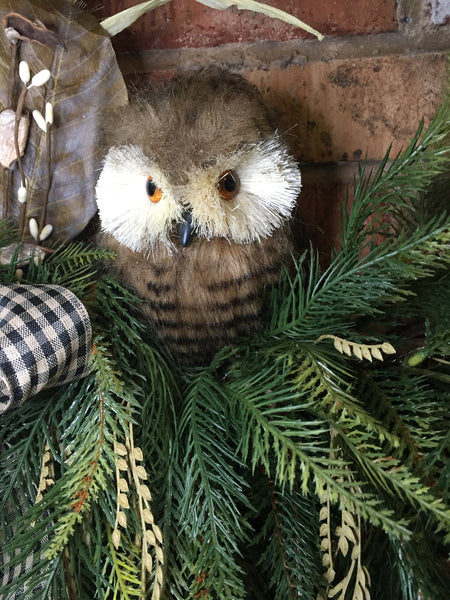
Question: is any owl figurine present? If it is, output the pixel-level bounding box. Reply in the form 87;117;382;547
95;69;301;366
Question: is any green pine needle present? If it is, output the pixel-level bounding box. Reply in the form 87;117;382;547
1;83;449;599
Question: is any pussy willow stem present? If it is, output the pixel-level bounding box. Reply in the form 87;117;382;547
2;42;19;219
40;123;52;231
15;85;28;237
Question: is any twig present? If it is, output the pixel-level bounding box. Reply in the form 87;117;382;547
14;85;28;237
40;121;52;230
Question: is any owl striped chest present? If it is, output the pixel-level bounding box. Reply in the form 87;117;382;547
104;232;291;366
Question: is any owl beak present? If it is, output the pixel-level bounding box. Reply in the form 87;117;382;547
178;209;195;248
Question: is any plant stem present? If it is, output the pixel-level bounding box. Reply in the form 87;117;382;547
3;41;20;219
15;85;28;237
40;123;52;231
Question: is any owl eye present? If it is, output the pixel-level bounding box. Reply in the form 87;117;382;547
146;176;163;203
217;170;240;201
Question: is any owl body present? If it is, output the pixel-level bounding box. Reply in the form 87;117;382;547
101;229;292;366
96;70;301;366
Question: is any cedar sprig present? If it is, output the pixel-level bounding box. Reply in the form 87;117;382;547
106;524;142;599
46;388;109;559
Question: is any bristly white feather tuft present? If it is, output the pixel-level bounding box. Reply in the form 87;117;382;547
95;136;301;251
95;144;182;253
188;136;301;242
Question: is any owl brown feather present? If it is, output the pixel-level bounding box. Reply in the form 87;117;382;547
99;69;275;181
96;69;301;366
100;229;292;366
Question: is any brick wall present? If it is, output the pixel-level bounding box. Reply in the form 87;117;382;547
86;0;449;261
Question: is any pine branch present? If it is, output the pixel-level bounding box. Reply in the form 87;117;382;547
222;350;411;538
266;220;450;347
1;238;116;299
341;94;450;254
251;471;322;600
172;370;252;599
265;96;450;348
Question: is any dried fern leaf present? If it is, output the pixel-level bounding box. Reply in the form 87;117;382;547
315;335;396;362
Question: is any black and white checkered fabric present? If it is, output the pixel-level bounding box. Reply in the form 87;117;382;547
0;284;92;413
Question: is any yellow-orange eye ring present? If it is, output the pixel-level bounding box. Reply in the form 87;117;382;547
146;176;163;203
217;169;240;201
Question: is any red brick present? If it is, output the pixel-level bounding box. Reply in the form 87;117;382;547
245;53;447;162
86;0;398;51
298;179;347;264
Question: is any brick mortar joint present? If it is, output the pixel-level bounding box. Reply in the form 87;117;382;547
117;29;450;74
301;160;383;185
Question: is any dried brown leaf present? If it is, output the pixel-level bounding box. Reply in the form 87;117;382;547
319;506;328;521
4;12;65;48
143;508;154;524
135;465;148;480
155;565;164;584
114;442;127;456
145;529;156;545
371;346;384;361
320;537;330;550
0;0;128;240
117;477;129;492
322;553;331;567
144;553;153;573
342;524;357;544
139;484;152;500
152;524;163;544
338;534;349;557
116;458;128;471
118;493;129;509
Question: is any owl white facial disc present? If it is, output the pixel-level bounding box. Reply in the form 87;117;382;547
96;137;301;251
185;136;301;243
96;144;182;253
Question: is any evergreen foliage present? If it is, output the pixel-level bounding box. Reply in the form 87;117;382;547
0;91;449;599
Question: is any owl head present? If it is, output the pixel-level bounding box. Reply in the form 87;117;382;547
95;69;301;254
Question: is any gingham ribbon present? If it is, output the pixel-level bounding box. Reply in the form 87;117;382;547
0;284;92;413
